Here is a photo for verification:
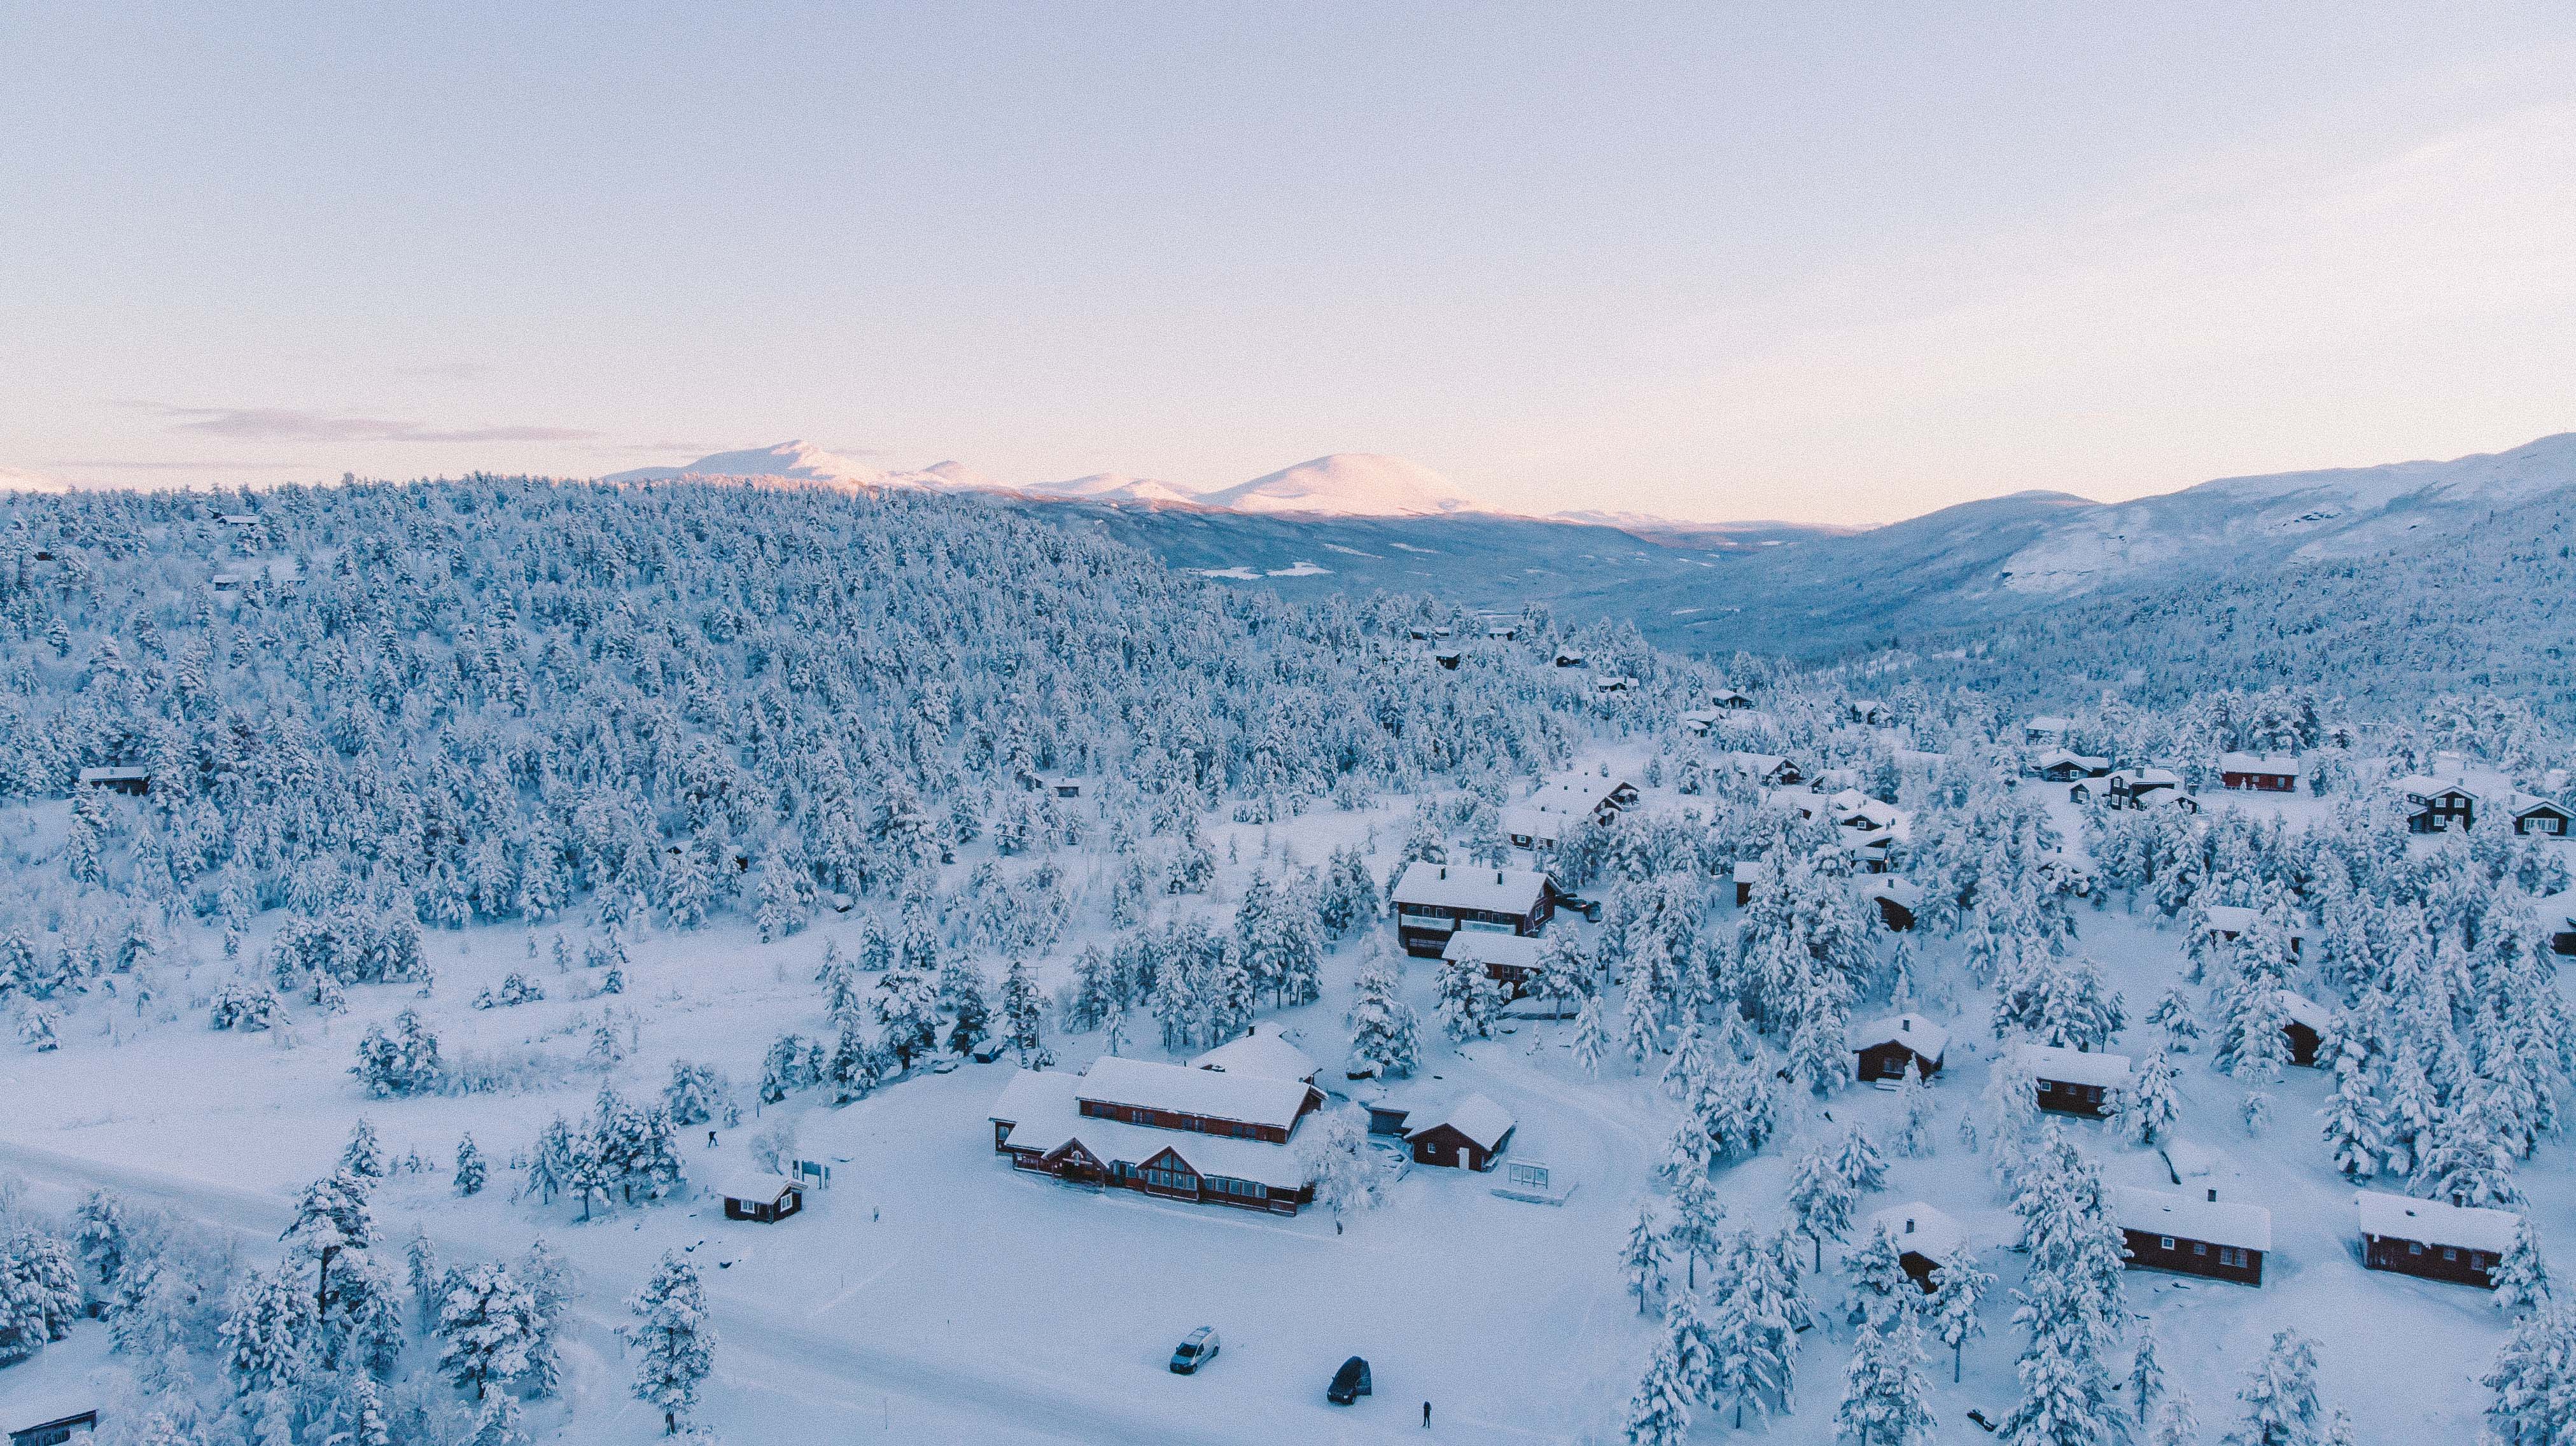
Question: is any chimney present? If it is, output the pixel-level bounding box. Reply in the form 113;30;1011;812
2206;1188;2218;1203
1899;1018;1911;1033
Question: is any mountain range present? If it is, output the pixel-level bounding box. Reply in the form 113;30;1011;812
619;431;2576;658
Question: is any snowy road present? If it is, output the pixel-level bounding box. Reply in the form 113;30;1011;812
0;1137;1455;1445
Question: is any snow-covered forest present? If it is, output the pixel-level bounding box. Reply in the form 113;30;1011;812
3;476;2575;1446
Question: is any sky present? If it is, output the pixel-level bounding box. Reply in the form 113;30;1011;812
5;3;2574;524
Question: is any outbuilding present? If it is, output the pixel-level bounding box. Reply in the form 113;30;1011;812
717;1176;804;1223
2508;792;2573;838
1861;878;1923;932
1441;930;1547;999
8;1412;97;1446
2356;1190;2516;1288
2278;992;2330;1067
1851;1013;1947;1083
1406;1093;1516;1171
74;765;150;796
2116;1186;2271;1286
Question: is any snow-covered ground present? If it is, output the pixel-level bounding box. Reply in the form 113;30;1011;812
0;766;2556;1444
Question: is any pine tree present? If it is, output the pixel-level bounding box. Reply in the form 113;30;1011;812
1929;1247;1992;1385
2418;1084;2523;1209
1844;1224;1917;1327
2316;1046;2386;1180
2129;1317;2167;1423
1667;1170;1727;1291
455;1134;487;1197
2117;1047;2183;1147
1621;979;1662;1072
625;1251;716;1435
1573;992;1610;1080
1833;1125;1890;1195
2146;985;2199;1049
2492;1215;2553;1317
1787;1146;1858;1271
986;957;1042;1067
1433;955;1495;1044
437;1261;539;1399
2149;1392;2202;1446
1345;946;1422;1079
406;1226;441;1328
1621;1331;1695;1446
1896;1059;1936;1156
1622;1204;1668;1314
1835;1313;1936;1446
2227;1330;2324;1446
341;1118;386;1181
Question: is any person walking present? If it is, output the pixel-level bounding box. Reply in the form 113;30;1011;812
1422;1400;1431;1428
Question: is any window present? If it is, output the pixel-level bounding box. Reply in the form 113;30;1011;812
2409;1242;2425;1254
2036;1081;2054;1093
2443;1247;2458;1262
2159;1237;2174;1251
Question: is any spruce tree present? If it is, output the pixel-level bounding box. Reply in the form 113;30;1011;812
1835;1313;1936;1446
625;1251;716;1435
455;1134;487;1197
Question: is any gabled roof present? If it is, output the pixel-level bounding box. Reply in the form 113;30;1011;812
2026;715;2072;733
1391;861;1553;915
989;1067;1084;1125
2508;792;2572;819
1441;932;1545;971
1862;878;1926;911
2033;747;2109;771
2219;752;2302;776
2277;991;2332;1033
1732;860;1765;883
2112;767;2181;789
1079;1055;1313;1130
2354;1190;2517;1253
1410;1092;1515;1151
2115;1187;2272;1251
715;1173;800;1204
75;765;148;783
1851;1013;1949;1061
1189;1025;1321;1083
1867;1202;1962;1260
2392;775;2475;803
1499;806;1567;845
2202;904;2259;936
2014;1043;2132;1088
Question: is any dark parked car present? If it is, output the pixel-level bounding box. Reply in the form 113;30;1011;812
1169;1326;1220;1375
1327;1356;1373;1405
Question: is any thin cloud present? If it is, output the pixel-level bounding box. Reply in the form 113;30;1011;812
391;361;491;381
51;458;316;471
136;404;598;444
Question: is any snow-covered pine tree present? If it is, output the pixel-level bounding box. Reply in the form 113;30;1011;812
2491;1214;2553;1316
998;957;1053;1067
625;1251;716;1435
1344;946;1421;1079
1621;1330;1695;1446
1835;1312;1936;1446
2129;1316;2167;1425
1573;992;1611;1080
454;1134;487;1197
1622;1204;1668;1314
2226;1329;2325;1446
437;1261;539;1399
2117;1046;2183;1147
1928;1247;1992;1385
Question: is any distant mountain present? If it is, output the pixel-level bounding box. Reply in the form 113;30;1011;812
0;465;69;494
604;440;935;491
1992;432;2576;595
1015;472;1203;507
1193;454;1485;517
1551;508;1866;549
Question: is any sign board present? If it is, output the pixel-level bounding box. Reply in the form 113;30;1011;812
1505;1161;1550;1192
794;1160;832;1188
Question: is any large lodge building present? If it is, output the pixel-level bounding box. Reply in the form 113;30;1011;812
988;1055;1324;1215
1390;862;1560;958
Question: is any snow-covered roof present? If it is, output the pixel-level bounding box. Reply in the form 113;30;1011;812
2112;767;2181;789
2354;1190;2517;1254
1725;752;1791;776
716;1173;799;1204
2202;905;2258;936
1732;860;1764;883
2014;1043;2132;1089
1002;1102;1313;1192
1499;806;1566;845
2033;748;2108;771
1711;687;1751;704
1078;1055;1315;1130
2027;715;2072;734
2115;1187;2272;1251
989;1067;1084;1125
1867;1202;1963;1260
1409;1092;1516;1151
1851;1013;1949;1061
2277;991;2332;1033
1189;1025;1322;1083
1441;932;1544;971
2392;775;2474;803
2220;752;2302;776
1391;861;1553;915
2508;791;2571;818
1863;878;1926;910
75;765;148;783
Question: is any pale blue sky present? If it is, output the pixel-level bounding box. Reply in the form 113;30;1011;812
6;3;2573;522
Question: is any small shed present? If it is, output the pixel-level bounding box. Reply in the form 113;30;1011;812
1732;859;1762;908
1862;878;1923;932
2278;992;2330;1067
1362;1098;1417;1137
717;1175;804;1223
1851;1013;1947;1083
1866;1202;1961;1291
1553;650;1585;668
1407;1093;1516;1171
